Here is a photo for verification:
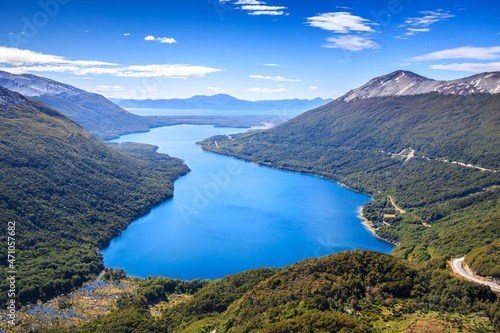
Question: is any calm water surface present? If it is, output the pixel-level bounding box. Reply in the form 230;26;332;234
102;125;394;280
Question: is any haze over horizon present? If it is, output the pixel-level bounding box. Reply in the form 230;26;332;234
0;0;499;101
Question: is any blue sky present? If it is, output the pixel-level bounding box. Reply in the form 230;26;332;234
0;0;499;100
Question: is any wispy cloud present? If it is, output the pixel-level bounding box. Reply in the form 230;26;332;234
306;12;377;33
124;33;130;36
397;10;454;39
207;87;227;93
144;35;177;44
93;84;124;91
411;46;500;61
430;62;500;72
248;87;288;93
324;35;379;51
250;74;301;82
248;10;285;15
306;12;379;51
234;0;263;4
0;47;221;78
0;46;115;66
224;0;288;16
263;63;281;67
116;64;220;78
405;10;454;27
240;5;285;11
310;86;318;90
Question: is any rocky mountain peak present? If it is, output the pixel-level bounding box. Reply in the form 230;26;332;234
0;86;29;111
0;71;86;97
342;71;500;102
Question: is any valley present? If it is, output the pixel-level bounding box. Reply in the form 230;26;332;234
1;69;499;332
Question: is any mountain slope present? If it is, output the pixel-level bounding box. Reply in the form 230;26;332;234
116;94;332;110
343;70;500;101
199;74;500;265
0;71;151;139
56;250;499;332
0;86;189;304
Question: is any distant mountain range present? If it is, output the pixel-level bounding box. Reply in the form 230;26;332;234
342;70;500;102
115;94;333;110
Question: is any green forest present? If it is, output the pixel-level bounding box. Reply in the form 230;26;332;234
0;87;189;305
43;251;499;332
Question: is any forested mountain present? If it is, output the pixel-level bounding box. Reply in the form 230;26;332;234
48;250;499;332
0;86;189;304
115;94;332;110
199;73;500;270
0;71;153;140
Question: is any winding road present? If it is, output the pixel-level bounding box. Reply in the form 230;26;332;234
451;257;500;292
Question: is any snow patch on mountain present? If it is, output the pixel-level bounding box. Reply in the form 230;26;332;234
0;71;87;97
343;71;500;102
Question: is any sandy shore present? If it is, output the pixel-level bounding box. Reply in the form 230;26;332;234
358;206;399;246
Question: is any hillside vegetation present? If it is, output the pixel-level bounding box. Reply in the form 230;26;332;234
0;87;189;304
199;93;500;266
46;250;499;332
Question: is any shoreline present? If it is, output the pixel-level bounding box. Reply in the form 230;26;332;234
358;206;399;247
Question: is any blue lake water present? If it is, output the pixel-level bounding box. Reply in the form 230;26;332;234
102;125;394;280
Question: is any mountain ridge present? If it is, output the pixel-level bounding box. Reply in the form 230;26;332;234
116;93;332;110
342;70;500;101
0;70;152;139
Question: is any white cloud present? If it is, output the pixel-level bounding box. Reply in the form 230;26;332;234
397;10;454;39
263;63;281;66
94;84;124;91
248;10;285;15
412;46;500;61
144;36;177;44
117;64;221;78
0;46;116;65
248;87;288;93
310;86;318;90
207;87;227;93
124;33;130;36
324;35;379;51
0;65;80;74
430;62;500;72
240;5;285;10
157;37;177;44
306;12;377;33
250;75;301;82
0;47;221;79
405;10;454;27
407;28;430;33
227;0;288;15
234;0;263;3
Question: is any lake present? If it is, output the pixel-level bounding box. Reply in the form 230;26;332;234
102;125;394;280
